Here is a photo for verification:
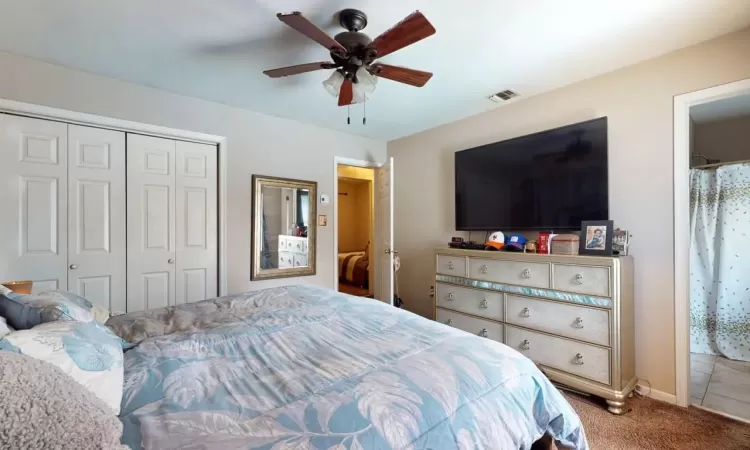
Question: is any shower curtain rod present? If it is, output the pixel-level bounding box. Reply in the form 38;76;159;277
693;158;750;170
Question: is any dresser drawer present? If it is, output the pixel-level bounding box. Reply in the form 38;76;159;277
293;253;308;267
278;251;294;268
435;283;503;321
468;258;550;288
436;308;504;344
553;264;611;297
288;238;306;254
506;325;611;385
505;295;610;346
437;255;466;276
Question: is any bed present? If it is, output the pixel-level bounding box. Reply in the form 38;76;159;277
338;251;369;287
108;285;588;450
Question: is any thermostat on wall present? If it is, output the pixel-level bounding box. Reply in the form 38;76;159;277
320;194;330;205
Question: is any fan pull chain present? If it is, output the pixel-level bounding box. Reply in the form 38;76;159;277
347;105;351;125
363;97;367;125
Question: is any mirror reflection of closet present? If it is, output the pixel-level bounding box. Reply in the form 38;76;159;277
252;175;317;280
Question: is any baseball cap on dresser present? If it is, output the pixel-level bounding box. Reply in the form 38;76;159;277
485;231;506;250
505;234;528;251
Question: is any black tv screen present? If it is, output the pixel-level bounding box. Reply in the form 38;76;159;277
455;117;608;231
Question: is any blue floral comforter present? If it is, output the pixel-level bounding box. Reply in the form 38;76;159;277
115;285;588;450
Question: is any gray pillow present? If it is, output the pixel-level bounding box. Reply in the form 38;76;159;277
0;351;128;449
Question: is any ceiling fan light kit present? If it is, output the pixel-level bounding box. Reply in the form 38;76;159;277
263;8;436;121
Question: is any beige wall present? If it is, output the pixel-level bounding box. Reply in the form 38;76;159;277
388;28;750;396
0;51;386;295
693;115;750;165
337;179;371;253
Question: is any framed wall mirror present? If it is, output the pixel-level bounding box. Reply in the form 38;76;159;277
251;175;317;280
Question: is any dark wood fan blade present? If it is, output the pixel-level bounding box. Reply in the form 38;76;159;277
277;12;347;54
263;62;331;78
371;63;433;87
368;11;436;59
338;79;354;106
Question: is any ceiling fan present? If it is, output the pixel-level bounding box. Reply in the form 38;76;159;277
263;9;436;107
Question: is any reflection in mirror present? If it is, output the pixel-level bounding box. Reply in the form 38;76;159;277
252;176;316;280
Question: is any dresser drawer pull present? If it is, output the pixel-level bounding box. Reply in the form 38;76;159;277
573;317;584;329
573;353;584;365
447;261;454;270
446;319;454;326
520;307;531;318
521;268;531;279
446;293;454;301
479;299;489;309
573;274;583;285
520;339;531;350
479;328;489;338
479;265;488;274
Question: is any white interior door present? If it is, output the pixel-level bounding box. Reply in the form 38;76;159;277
375;157;394;305
0;114;68;293
67;125;126;313
127;134;176;311
175;141;217;304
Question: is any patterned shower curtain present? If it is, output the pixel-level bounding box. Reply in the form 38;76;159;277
690;162;750;362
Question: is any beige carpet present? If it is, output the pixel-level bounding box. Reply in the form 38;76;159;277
561;392;750;449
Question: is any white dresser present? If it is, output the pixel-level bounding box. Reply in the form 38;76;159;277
434;248;636;414
278;235;309;268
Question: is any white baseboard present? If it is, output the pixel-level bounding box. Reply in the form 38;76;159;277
637;384;677;404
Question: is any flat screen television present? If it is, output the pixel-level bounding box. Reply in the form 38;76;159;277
455;117;608;231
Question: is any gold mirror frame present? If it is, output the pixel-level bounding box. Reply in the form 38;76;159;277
251;175;317;280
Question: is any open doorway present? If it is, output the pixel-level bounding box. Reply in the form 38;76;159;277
677;86;750;420
336;164;375;297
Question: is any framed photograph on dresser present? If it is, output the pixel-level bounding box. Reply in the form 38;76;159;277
579;220;614;255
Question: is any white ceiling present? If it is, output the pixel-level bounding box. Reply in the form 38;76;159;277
1;0;749;140
691;92;750;123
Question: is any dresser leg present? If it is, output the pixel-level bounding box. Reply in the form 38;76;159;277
606;399;626;415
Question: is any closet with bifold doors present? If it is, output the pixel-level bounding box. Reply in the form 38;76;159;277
0;113;218;314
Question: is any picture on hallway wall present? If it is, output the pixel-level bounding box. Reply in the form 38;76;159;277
579;220;614;255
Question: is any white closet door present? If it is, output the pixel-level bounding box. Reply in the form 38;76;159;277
127;134;176;311
375;157;394;305
175;141;218;304
0;114;68;293
67;125;126;313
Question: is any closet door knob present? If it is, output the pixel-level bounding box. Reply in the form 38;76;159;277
69;264;77;270
168;259;174;264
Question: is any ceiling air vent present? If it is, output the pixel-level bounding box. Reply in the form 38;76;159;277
489;90;520;103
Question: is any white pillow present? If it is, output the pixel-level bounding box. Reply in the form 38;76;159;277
0;320;124;414
0;316;12;339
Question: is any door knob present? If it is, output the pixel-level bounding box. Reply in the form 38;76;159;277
168;259;174;264
69;264;77;270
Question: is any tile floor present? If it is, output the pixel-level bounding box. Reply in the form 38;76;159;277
690;352;750;421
